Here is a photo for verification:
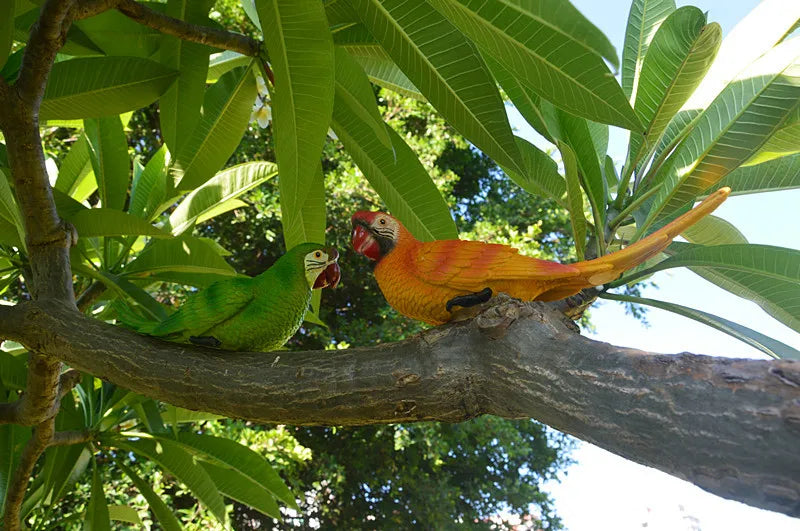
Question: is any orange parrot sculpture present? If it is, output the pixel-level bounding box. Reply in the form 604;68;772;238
351;187;731;325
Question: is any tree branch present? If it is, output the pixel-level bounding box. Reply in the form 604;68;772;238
0;0;78;302
3;296;799;517
50;429;93;447
114;0;260;57
2;417;55;531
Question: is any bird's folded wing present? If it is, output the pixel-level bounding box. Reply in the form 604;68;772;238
150;277;255;338
414;239;581;291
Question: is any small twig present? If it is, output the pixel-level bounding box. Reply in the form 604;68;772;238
50;429;93;447
76;281;107;313
58;368;82;399
14;0;77;107
70;0;118;20
547;287;601;322
115;0;260;56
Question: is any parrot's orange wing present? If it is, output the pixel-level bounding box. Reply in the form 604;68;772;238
413;239;583;292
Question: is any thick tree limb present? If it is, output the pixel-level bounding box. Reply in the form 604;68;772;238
114;0;260;56
1;296;798;517
0;3;82;526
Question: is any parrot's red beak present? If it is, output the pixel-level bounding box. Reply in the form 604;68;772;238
351;212;382;261
313;247;340;289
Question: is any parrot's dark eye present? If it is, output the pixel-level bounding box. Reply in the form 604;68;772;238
315;251;322;258
379;218;386;225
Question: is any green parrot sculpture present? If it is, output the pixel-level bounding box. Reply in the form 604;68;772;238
120;243;340;352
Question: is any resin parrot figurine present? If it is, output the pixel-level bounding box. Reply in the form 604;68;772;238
351;188;730;325
120;243;340;351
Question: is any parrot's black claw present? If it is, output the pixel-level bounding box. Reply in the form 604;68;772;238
190;336;222;348
446;288;493;313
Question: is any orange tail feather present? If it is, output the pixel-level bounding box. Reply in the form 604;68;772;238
575;187;731;285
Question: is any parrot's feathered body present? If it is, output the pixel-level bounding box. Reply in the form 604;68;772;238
352;188;730;325
121;243;340;351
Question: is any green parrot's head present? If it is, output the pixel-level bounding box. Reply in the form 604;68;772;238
286;243;341;290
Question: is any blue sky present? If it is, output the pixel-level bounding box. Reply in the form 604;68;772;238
506;1;800;529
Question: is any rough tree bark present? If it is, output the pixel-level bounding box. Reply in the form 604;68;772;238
1;296;799;518
0;0;798;528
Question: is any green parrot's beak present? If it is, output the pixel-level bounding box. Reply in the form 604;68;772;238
313;247;340;289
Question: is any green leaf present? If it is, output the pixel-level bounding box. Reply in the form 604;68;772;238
67;209;167;238
200;461;282;520
0;219;22;248
0;422;27;518
0;1;13;70
587;120;608;164
485;55;554;143
559;141;586;261
334;46;391;149
627;8;721;175
108;505;142;525
325;0;358;29
281;164;326;320
715;152;800;195
160;0;213;155
207;51;250;83
256;0;335;216
0;168;24;249
41;394;90;507
282;163;325;252
133;399;166;434
116;460;182;531
75;268;168;321
554;111;606;233
194;198;248;226
617;243;800;334
333;25;424;100
600;292;800;360
163;432;296;510
83;462;110;531
14;9;103;57
122;236;237;285
129;145;168;221
170;161;277;235
0;351;28;389
114;436;227;523
743;107;800;166
350;0;524;175
240;0;262;31
621;0;675;100
426;0;641;131
172;64;257;191
604;155;619;194
161;405;223;425
75;10;161;58
645;108;701;184
332;108;457;242
642;38;800;229
55;133;95;202
84;116;129;211
681;215;747;246
41;57;178;120
346;49;423;100
681;0;800;111
502;137;566;207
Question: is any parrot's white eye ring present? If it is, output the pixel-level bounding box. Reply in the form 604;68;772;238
379;218;386;225
315;251;322;258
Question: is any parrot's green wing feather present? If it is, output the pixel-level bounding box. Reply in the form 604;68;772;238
150;277;255;339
